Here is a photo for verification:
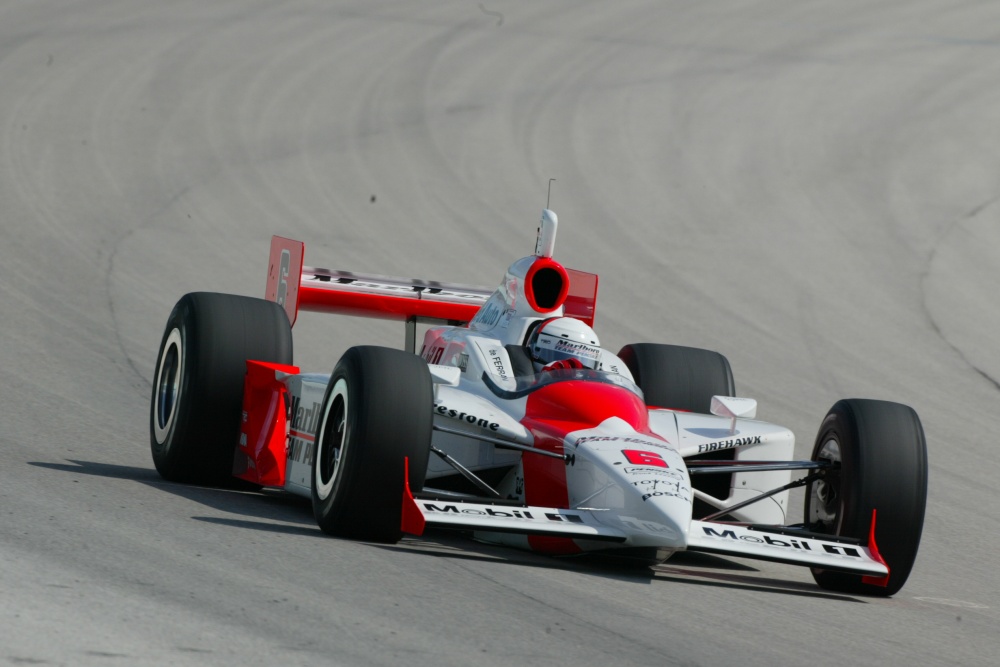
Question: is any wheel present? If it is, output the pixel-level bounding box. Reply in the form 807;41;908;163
617;343;734;413
804;399;928;596
150;292;293;485
311;346;433;543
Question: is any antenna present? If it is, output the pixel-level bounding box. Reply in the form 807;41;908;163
547;178;556;209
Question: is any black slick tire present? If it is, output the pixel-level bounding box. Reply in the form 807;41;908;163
149;292;293;485
805;399;928;596
311;346;433;543
617;343;734;413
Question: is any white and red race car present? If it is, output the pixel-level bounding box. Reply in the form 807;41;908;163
150;209;927;596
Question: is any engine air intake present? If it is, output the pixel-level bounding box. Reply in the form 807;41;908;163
525;258;569;313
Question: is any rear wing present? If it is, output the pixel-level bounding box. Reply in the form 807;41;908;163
265;236;598;350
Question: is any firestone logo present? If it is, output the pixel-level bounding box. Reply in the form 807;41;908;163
434;403;500;431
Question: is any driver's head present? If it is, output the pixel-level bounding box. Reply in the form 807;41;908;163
526;317;601;370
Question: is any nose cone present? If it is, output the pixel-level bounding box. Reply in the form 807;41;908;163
568;421;693;549
617;478;692;548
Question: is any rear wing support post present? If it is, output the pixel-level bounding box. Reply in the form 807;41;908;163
405;316;417;354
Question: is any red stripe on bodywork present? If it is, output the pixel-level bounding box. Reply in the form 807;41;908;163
521;378;651;554
521;428;579;554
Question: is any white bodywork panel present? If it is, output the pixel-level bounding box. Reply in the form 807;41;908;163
283;373;330;498
650;409;795;524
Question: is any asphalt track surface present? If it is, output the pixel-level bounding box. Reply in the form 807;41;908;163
2;2;998;665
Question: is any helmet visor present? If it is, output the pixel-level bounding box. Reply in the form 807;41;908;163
531;333;601;370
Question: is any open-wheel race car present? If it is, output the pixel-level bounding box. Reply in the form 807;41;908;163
150;209;928;596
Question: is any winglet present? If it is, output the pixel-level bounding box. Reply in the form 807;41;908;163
401;457;426;536
861;509;891;587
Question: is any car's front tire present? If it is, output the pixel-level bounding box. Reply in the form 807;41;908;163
150;292;292;485
311;346;433;543
805;399;928;596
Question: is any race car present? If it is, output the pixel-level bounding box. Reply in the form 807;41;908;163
149;209;928;596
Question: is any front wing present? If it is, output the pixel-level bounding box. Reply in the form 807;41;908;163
403;484;889;581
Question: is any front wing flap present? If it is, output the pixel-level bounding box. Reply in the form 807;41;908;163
403;494;628;543
687;520;889;579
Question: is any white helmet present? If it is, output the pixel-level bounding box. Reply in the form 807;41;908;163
527;317;602;370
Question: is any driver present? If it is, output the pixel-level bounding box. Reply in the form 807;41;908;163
526;317;602;371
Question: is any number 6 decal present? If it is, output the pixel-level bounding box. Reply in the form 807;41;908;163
622;449;668;468
276;249;291;306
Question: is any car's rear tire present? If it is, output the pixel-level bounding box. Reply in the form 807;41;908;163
311;346;433;543
805;399;928;596
150;292;293;485
617;343;734;413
